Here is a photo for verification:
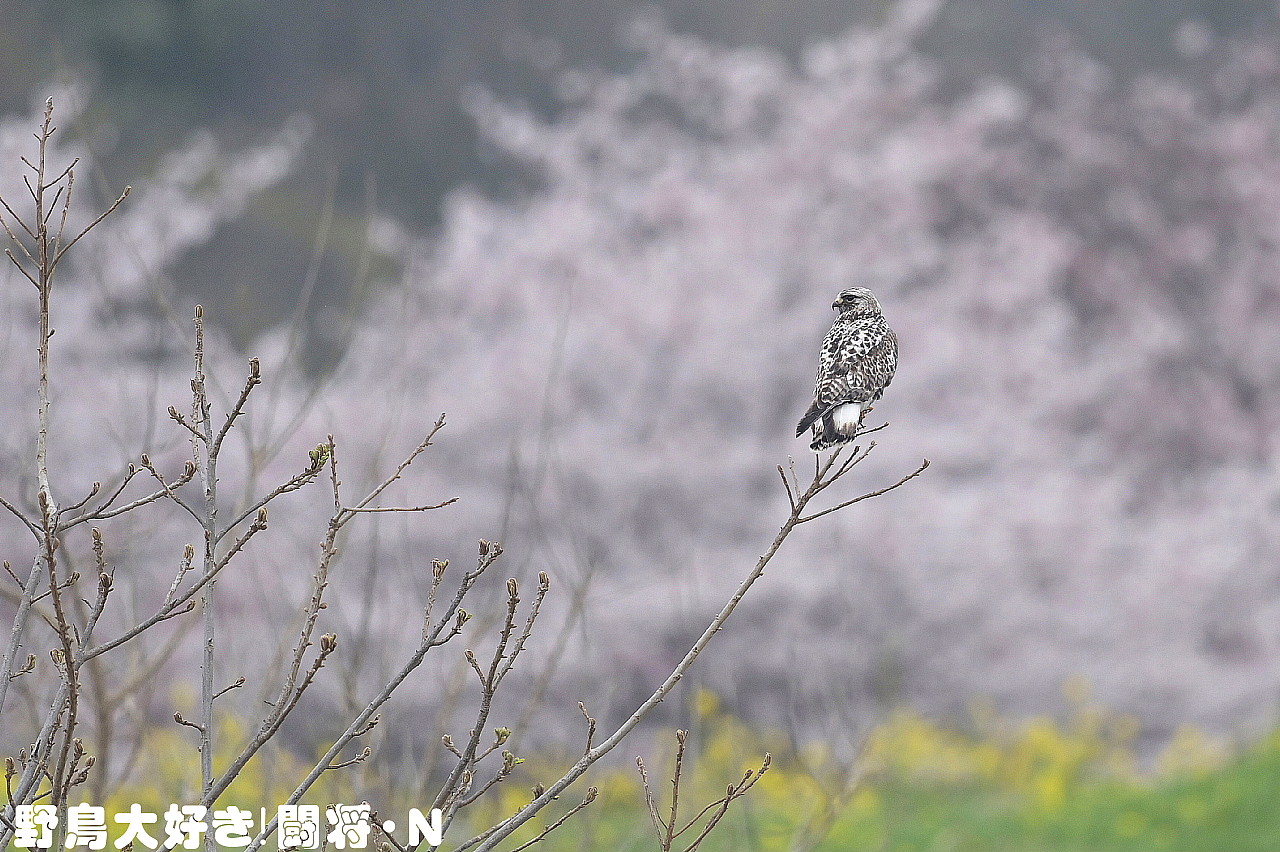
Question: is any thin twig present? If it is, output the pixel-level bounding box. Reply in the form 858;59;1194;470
471;435;927;851
506;788;598;852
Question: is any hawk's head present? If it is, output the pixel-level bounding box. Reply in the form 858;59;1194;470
833;286;882;316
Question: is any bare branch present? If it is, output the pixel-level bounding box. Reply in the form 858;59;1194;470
675;755;771;851
128;457;201;524
213;677;246;701
326;746;370;771
506;788;597;852
50;186;131;271
0;193;36;241
173;713;205;734
58;482;101;517
342;498;457;514
41;158;79;192
351;415;447;511
579;702;597;755
472;437;927;851
215;460;323;545
0;495;39;537
797;458;930;524
60;464;142;527
3;250;37;286
211;358;261;459
637;757;667;837
777;465;796;513
242;542;501;852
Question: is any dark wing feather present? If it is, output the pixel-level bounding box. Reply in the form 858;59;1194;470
858;324;897;403
796;321;851;434
796;316;897;436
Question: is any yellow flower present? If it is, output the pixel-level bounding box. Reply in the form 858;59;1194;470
1159;726;1231;775
851;787;881;813
1032;770;1067;812
694;687;721;719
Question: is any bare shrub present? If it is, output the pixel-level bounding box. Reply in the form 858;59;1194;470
0;101;925;851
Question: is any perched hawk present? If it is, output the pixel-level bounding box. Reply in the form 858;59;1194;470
796;287;898;452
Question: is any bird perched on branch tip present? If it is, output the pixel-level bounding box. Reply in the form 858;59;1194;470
796;287;898;452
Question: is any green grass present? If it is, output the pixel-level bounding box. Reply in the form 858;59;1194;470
10;686;1280;851
500;731;1280;851
478;690;1280;851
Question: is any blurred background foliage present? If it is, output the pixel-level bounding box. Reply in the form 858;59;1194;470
0;0;1276;339
5;1;1274;216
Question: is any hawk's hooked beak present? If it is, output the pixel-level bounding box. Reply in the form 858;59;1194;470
832;299;843;310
